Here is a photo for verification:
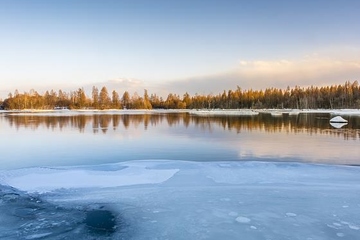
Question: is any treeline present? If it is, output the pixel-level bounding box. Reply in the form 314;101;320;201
1;81;360;110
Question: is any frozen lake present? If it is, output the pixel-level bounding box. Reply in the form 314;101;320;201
0;111;360;239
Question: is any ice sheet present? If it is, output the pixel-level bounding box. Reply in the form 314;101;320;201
1;160;360;240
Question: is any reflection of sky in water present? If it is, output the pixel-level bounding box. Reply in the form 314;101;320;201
0;113;359;169
234;131;359;164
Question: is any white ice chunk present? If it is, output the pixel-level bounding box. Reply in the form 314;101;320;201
330;116;348;123
330;122;348;128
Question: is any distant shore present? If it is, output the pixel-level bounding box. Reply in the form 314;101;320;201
1;108;360;116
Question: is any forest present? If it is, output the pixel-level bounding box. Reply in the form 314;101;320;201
1;81;359;110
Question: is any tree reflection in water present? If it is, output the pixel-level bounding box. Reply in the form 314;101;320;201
2;112;360;140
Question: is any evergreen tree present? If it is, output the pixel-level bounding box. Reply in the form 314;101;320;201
112;90;121;109
122;91;130;109
143;89;152;109
77;88;87;108
99;86;111;109
92;86;99;109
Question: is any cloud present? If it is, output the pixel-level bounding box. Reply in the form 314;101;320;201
238;57;360;87
163;54;360;96
103;78;145;91
92;55;360;98
238;58;360;80
83;78;147;95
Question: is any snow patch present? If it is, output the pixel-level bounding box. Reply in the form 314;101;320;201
235;216;251;223
25;232;53;239
0;163;179;193
286;212;297;217
228;211;238;217
349;225;360;230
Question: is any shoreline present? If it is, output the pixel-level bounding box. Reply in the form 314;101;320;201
1;108;360;116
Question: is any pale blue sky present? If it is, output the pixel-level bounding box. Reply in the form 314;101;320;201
1;0;359;98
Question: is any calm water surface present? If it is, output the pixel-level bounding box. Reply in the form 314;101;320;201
1;111;360;170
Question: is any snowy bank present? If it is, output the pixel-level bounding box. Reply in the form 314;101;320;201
189;109;259;116
2;109;189;117
258;109;360;116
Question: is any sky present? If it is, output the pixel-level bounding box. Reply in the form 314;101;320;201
1;0;360;99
